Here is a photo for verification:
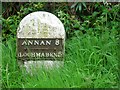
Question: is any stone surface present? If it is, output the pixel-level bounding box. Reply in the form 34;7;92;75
17;11;65;39
17;11;65;71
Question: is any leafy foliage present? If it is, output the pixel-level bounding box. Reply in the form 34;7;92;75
71;2;87;13
57;10;81;37
2;2;120;40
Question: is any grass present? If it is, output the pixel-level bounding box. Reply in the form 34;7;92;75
1;30;118;88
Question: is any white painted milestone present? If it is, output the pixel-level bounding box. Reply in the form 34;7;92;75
17;11;65;71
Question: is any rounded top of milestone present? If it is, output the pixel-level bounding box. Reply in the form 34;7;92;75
17;11;65;39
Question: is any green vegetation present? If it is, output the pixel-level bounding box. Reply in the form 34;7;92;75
1;2;119;88
2;30;118;88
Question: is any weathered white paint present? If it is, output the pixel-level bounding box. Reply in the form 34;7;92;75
17;11;65;71
17;11;65;39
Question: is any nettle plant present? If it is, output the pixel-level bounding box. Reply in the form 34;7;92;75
57;10;82;38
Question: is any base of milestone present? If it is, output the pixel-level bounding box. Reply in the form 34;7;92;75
18;61;64;73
